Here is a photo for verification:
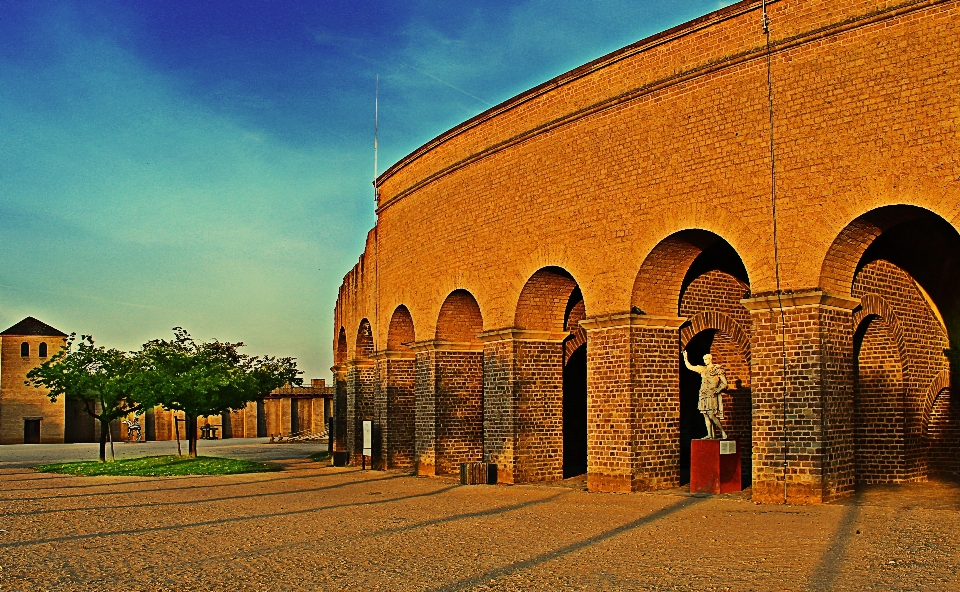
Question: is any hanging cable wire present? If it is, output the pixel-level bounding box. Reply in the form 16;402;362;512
374;75;381;374
762;0;789;503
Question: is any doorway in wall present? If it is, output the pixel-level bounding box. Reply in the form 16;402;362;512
256;400;267;437
24;419;41;444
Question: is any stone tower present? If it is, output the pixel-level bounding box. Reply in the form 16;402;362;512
0;317;68;444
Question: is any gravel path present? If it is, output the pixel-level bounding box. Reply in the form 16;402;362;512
0;455;957;591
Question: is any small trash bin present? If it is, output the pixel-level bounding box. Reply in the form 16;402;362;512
460;462;497;485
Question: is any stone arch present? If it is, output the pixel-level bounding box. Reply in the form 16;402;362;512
563;293;587;365
436;290;483;343
850;253;955;482
335;327;348;365
922;369;951;432
926;384;959;477
387;305;416;351
355;319;374;360
820;205;960;341
853;293;909;382
673;240;752;488
679;311;751;365
515;266;579;332
633;230;749;317
332;326;349;454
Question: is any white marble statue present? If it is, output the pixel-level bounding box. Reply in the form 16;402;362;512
683;351;728;440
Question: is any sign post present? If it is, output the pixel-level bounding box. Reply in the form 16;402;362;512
362;420;372;470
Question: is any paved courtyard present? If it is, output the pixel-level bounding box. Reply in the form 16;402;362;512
0;441;958;591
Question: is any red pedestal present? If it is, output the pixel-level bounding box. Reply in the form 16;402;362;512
690;439;741;494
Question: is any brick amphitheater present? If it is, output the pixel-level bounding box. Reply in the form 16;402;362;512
332;0;960;504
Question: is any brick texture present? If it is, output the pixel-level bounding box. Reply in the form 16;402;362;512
330;0;960;503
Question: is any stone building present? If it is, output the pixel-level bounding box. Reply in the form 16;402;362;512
129;379;333;441
0;317;70;444
332;0;960;503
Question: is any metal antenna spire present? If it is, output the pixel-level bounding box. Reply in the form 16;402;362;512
374;75;379;203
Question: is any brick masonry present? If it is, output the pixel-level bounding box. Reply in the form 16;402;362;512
0;334;67;444
331;0;960;503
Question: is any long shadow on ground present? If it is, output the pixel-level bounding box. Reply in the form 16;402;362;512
432;496;704;592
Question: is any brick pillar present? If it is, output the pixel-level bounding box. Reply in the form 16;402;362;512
743;291;859;504
373;354;389;470
411;341;484;476
580;313;685;493
479;329;567;484
331;365;348;453
480;332;517;484
413;347;437;476
280;398;292;436
346;359;376;465
372;351;416;470
243;401;257;438
514;334;566;483
435;348;484;476
385;353;416;469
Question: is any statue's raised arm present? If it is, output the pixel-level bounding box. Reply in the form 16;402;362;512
682;350;702;373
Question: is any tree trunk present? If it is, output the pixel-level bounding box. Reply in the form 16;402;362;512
98;418;109;462
186;413;197;458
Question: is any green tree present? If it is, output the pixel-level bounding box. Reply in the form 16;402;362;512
25;334;141;462
136;328;301;457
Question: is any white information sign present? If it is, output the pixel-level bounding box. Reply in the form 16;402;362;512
720;440;737;455
362;420;372;457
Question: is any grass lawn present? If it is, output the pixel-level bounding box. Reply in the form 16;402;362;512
34;455;282;477
309;451;329;463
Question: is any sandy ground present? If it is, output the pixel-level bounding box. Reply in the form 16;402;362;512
0;442;958;591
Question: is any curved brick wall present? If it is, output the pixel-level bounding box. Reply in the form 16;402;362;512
332;0;960;501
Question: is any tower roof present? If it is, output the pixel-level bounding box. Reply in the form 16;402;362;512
1;317;67;337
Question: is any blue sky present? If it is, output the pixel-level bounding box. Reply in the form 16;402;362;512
1;1;733;380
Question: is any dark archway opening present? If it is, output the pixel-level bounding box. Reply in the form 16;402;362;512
563;344;588;478
24;419;41;444
679;331;712;484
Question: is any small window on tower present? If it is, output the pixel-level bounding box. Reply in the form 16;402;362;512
39;342;48;358
20;342;29;357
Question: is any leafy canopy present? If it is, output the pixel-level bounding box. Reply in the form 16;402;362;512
26;334;141;423
135;327;301;418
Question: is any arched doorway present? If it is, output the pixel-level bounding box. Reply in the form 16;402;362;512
823;205;960;482
513;267;584;483
635;230;752;488
332;327;348;453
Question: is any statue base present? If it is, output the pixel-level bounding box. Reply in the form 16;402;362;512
690;438;741;494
